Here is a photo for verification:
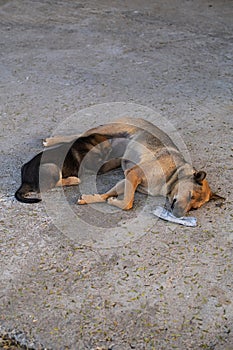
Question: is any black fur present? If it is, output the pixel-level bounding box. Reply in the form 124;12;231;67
15;133;112;203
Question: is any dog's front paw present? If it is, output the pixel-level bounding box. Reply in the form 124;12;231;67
77;194;92;204
107;197;118;205
77;197;87;205
107;197;124;209
77;194;106;205
107;197;132;210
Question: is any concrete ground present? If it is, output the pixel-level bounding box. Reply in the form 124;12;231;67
0;0;233;349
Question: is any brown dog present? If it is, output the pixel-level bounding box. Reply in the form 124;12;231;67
15;117;223;217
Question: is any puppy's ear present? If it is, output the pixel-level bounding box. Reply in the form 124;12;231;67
210;192;225;201
194;171;206;184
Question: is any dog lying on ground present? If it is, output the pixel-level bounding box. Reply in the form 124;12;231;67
15;117;223;217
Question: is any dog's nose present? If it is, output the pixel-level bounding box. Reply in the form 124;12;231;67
172;205;186;218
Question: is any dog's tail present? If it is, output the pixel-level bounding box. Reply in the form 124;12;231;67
15;184;41;204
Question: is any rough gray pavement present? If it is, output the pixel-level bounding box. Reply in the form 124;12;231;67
0;0;233;349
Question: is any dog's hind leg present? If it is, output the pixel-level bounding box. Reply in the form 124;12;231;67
40;164;80;189
43;134;81;147
56;176;81;187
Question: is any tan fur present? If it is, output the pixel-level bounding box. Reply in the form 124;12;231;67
45;117;223;217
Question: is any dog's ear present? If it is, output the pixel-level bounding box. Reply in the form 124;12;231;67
210;192;225;201
194;171;206;184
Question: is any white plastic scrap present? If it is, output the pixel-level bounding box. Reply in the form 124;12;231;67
153;206;197;227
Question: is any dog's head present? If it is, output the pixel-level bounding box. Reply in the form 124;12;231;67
167;171;224;217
